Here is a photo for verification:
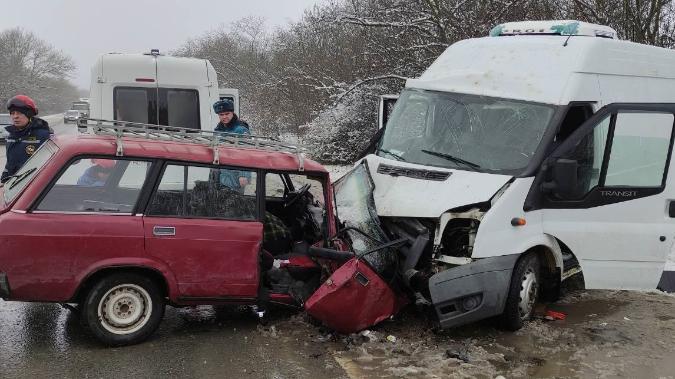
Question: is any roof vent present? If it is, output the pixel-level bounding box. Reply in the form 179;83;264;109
490;20;618;39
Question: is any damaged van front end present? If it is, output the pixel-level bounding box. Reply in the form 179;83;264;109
319;155;530;331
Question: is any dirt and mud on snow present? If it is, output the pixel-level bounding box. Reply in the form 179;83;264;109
262;289;675;378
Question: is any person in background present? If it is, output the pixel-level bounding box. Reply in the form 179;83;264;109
77;159;116;187
213;99;251;192
1;95;51;183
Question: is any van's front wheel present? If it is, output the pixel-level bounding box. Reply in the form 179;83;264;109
83;273;165;346
500;254;540;330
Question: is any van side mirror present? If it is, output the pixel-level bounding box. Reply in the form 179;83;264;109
542;158;579;199
378;95;398;129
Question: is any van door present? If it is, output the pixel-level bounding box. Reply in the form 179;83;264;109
530;104;675;289
156;57;211;130
102;54;158;121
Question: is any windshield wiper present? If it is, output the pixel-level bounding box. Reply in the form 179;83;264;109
421;149;481;171
7;168;37;189
378;149;406;162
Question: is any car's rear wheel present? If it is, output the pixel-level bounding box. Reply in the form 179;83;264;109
500;253;540;331
82;273;164;346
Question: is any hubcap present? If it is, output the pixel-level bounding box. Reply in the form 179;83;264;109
98;284;152;335
518;267;538;319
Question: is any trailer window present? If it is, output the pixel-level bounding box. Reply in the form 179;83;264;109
114;87;157;124
161;89;200;130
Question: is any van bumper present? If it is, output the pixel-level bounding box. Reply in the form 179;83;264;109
0;272;10;299
429;254;519;329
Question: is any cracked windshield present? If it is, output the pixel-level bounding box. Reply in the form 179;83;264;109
378;89;556;174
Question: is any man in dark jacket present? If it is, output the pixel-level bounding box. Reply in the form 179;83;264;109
213;99;250;134
1;95;51;183
213;99;251;192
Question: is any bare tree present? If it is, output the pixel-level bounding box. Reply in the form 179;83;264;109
175;0;675;163
0;27;77;113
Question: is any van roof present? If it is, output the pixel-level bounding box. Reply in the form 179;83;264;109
407;35;675;105
50;134;327;174
95;53;215;87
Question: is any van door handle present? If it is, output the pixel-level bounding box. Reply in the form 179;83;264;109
669;201;675;218
153;226;176;236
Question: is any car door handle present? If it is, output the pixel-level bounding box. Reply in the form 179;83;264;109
153;226;176;236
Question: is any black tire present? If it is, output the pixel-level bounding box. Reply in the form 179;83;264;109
82;273;165;346
500;254;540;331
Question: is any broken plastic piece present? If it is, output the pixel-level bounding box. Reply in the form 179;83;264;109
544;310;566;320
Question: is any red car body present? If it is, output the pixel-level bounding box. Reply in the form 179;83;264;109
0;130;411;345
0;134;338;304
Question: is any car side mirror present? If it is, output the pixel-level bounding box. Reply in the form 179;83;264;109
542;158;579;199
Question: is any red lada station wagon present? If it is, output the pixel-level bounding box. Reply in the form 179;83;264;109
0;122;358;345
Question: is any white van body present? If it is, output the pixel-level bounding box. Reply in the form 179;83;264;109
89;51;239;131
346;20;675;329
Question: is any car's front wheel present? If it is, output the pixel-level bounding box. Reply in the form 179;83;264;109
82;273;165;346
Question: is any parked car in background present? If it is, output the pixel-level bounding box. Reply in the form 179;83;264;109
71;101;89;118
0;113;11;143
63;110;81;124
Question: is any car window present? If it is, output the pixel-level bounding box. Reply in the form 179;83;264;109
265;173;325;205
147;164;257;220
35;158;152;214
3;141;58;205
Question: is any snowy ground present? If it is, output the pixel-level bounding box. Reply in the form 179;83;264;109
267;289;675;379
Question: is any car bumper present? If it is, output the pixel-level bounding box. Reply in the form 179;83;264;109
429;254;519;329
0;272;10;299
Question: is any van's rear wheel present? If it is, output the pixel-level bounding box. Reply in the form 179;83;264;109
82;273;164;346
500;254;540;330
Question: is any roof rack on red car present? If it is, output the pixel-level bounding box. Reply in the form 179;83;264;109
77;118;306;171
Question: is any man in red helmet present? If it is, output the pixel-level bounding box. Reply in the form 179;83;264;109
1;95;51;183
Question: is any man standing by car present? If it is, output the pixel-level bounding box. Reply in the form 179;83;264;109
1;95;51;183
213;99;251;192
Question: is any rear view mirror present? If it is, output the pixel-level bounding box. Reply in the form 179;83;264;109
542;159;579;199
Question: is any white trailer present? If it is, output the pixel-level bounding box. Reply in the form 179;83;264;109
89;49;239;132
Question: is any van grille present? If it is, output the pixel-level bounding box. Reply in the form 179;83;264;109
377;163;451;181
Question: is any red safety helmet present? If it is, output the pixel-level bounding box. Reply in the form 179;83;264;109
91;159;116;169
6;95;38;117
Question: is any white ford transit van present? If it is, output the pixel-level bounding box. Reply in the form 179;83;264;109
89;50;239;132
338;20;675;330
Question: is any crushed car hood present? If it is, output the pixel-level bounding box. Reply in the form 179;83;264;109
361;155;512;218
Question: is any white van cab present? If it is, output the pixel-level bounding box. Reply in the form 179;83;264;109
341;20;675;330
89;49;239;132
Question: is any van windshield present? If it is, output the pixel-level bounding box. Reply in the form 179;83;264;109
378;89;556;175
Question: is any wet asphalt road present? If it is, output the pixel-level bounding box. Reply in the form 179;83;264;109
0;301;345;378
0;117;346;379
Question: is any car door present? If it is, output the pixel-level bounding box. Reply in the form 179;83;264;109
143;163;262;300
529;103;675;290
7;157;153;301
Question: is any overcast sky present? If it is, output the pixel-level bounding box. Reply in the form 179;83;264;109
1;0;326;89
